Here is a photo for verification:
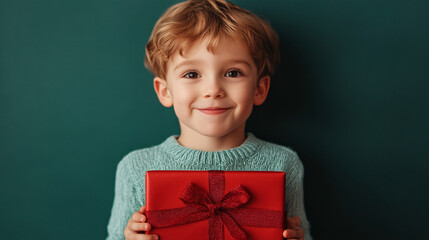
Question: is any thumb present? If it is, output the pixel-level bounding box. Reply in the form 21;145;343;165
139;206;146;213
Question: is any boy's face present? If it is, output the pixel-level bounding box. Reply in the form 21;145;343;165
154;38;270;141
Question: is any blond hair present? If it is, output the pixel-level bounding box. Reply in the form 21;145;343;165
144;0;280;79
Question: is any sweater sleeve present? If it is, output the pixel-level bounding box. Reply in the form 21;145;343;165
106;159;140;240
285;153;313;240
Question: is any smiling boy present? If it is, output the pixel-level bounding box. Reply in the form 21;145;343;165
106;0;312;239
154;38;269;151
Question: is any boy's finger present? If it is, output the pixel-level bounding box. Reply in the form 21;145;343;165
283;229;304;239
283;229;296;238
140;206;146;213
137;234;159;240
132;211;147;222
128;221;152;232
286;216;301;228
126;231;159;240
292;216;301;226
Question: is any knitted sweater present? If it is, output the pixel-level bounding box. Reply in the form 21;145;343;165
106;133;312;240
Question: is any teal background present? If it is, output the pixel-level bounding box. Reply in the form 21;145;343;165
1;0;428;239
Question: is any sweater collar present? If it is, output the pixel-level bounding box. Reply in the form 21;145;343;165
160;132;261;167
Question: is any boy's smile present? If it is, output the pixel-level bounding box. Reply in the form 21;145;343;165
197;107;231;115
154;38;270;151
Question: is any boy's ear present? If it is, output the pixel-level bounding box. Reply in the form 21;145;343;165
253;75;270;106
153;77;173;107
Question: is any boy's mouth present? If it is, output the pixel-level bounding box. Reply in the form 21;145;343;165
198;107;231;115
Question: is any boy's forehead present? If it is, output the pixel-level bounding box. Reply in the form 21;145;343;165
168;38;254;67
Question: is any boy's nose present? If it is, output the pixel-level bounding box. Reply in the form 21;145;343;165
204;88;225;99
203;79;225;99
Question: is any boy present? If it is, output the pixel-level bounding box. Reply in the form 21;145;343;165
107;0;312;239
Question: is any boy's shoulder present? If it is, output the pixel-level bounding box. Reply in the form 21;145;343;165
254;135;303;169
116;137;171;169
256;136;299;158
119;145;157;165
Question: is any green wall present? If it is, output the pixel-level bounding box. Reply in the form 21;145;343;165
1;0;428;239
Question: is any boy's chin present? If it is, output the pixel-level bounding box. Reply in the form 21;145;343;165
196;128;245;139
179;120;247;139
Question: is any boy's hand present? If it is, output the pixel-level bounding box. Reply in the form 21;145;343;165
124;206;159;240
283;216;304;240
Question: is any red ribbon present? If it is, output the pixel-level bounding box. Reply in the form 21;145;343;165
146;171;284;240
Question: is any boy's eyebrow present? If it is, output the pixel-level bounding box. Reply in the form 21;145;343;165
174;60;200;71
227;60;252;68
174;59;252;71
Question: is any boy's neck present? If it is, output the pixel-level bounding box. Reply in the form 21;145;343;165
176;127;247;152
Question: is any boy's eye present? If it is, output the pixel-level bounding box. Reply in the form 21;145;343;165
225;70;242;78
183;72;200;79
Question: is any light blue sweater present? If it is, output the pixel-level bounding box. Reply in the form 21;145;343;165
106;133;312;239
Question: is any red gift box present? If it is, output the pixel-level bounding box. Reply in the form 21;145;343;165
145;170;286;240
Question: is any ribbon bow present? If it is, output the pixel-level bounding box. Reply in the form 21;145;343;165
179;183;250;239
